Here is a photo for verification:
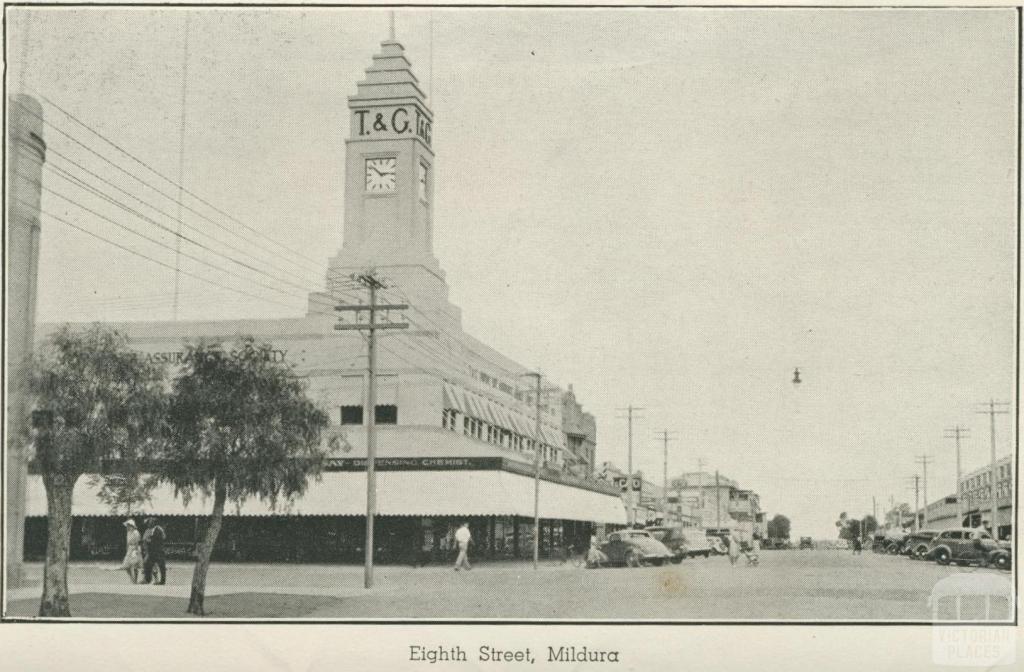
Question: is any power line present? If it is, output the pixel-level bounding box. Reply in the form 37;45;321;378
26;179;310;302
28;200;304;312
14;96;325;277
33;144;321;288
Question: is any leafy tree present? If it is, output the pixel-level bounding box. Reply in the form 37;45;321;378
767;514;791;539
28;325;168;616
158;338;330;615
87;472;158;516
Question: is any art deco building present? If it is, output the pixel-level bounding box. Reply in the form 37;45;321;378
23;35;624;564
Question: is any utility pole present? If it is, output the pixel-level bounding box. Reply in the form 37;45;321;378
976;400;1010;535
915;455;932;528
715;470;721;528
655;430;677;522
907;475;921;531
521;372;543;570
334;271;408;589
616;406;645;527
944;425;970;528
696;457;707;527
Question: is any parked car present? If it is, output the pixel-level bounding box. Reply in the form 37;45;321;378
704;527;733;555
902;529;941;559
799;537;814;550
835;539;849;550
987;542;1012;571
926;528;1003;566
681;529;715;558
599;530;675;567
644;526;687;563
882;530;909;554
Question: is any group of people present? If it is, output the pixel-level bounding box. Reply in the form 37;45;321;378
118;517;167;585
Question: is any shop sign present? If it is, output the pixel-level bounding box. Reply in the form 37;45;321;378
324;456;503;471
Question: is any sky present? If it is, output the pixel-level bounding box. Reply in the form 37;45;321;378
7;7;1017;539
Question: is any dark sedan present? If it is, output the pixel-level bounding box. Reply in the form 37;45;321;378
599;530;675;567
902;529;941;559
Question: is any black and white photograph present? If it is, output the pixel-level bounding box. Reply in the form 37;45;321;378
1;1;1019;664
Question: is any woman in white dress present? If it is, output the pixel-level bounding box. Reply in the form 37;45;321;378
727;530;741;567
120;519;143;584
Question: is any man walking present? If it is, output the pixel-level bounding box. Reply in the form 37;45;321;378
142;516;167;585
454;522;472;571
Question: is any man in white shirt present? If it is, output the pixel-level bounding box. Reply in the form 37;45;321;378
454;522;472;571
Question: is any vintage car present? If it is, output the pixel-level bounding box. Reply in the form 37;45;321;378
646;526;715;560
926;528;1004;566
882;530;909;554
644;526;686;563
988;542;1012;571
599;530;675;567
799;536;815;550
871;529;908;554
902;529;941;559
703;527;733;555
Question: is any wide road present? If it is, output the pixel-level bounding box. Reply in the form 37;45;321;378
5;549;1013;620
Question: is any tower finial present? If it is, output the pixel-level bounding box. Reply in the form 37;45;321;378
388;10;396;41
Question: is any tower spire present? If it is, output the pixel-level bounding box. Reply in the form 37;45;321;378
388;10;396;41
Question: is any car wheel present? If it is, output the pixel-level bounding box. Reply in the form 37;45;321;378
625;550;641;568
912;545;928;560
993;553;1011;571
671;556;683;565
650;558;665;567
935;548;951;565
886;543;899;555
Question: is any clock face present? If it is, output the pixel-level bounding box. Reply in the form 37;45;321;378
365;157;396;192
418;162;429;201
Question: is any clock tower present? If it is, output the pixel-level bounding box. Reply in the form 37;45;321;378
310;35;461;330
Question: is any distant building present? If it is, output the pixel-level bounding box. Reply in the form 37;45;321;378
918;455;1013;539
666;471;765;539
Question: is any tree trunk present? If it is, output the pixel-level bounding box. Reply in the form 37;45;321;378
187;481;226;616
39;471;77;617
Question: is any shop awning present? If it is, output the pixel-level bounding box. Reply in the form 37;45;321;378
24;471;626;524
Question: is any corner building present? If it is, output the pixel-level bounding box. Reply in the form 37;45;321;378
24;38;625;564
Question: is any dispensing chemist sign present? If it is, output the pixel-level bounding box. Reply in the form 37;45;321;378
352;106;432;146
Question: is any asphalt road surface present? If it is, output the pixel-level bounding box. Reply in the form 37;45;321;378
6;549;1013;620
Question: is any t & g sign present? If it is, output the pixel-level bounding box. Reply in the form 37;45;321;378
353;106;432;146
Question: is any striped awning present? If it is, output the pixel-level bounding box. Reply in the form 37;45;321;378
442;383;465;414
24;472;626;524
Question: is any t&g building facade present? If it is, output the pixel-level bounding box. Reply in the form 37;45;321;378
23;36;625;564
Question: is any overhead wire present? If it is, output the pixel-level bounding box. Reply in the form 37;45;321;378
13;97;324;282
32;91;326;270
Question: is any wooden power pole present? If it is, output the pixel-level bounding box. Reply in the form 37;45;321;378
334;271;407;588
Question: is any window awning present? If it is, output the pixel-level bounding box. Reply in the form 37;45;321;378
462;391;484;420
442;383;465;414
24;471;626;524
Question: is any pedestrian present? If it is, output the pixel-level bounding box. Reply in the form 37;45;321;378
727;530;741;567
745;535;761;566
586;533;607;568
120;519;143;584
142;516;167;585
454;521;472;571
